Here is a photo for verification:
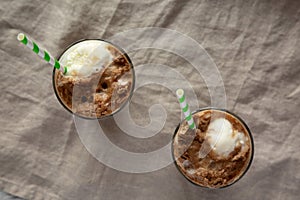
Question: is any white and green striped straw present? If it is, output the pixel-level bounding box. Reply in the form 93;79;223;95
176;89;195;129
17;33;67;74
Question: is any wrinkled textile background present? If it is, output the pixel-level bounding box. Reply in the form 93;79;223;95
1;0;300;200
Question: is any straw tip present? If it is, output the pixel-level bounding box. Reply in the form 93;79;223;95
17;33;25;41
176;88;184;97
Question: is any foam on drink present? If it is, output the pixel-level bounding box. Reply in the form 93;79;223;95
59;40;114;77
206;118;246;157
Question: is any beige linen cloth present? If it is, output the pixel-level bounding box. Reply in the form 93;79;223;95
1;0;300;199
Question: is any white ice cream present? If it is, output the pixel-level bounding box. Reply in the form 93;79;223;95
206;118;246;157
59;40;114;77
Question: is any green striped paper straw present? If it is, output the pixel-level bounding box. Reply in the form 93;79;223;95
176;89;195;129
17;33;67;74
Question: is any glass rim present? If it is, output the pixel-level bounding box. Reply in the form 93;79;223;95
171;107;254;189
52;38;135;120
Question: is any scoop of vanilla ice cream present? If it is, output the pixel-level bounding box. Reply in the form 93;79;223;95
206;118;245;157
59;40;114;77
